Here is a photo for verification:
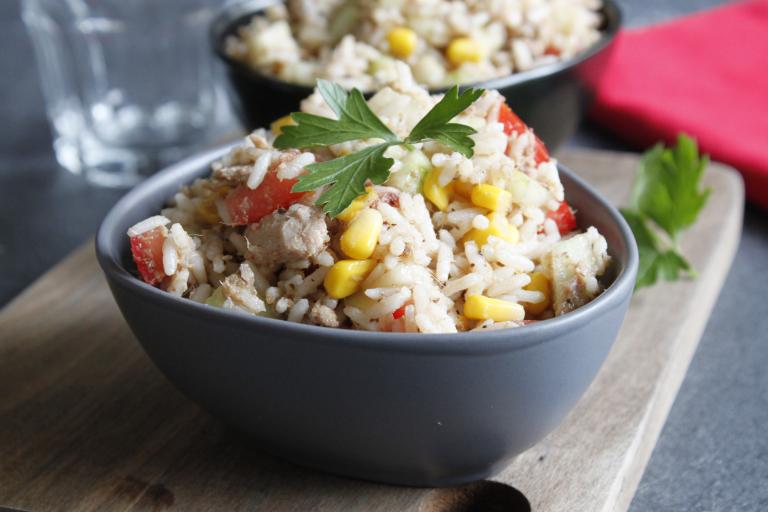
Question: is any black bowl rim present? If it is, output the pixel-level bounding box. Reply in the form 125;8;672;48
209;0;623;95
95;143;638;355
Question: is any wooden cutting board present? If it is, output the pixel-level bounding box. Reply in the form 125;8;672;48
0;149;743;512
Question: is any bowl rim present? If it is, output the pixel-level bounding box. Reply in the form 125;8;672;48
95;143;638;355
209;0;623;94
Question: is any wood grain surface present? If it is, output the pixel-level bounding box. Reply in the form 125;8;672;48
0;150;743;512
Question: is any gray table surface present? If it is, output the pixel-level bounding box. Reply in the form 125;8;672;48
2;1;766;511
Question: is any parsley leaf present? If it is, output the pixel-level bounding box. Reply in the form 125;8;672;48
622;135;709;290
274;81;397;150
630;135;711;242
621;209;694;289
405;86;484;157
293;144;395;217
277;81;485;217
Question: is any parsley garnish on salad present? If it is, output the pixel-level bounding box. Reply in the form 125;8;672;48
621;135;711;289
274;81;484;217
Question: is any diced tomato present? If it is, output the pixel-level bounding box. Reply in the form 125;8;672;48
544;46;561;57
533;136;549;164
546;201;578;235
130;227;166;286
498;103;550;164
224;171;306;225
498;103;527;137
392;305;406;320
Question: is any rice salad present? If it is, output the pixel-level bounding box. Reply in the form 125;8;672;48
225;0;604;90
127;70;610;333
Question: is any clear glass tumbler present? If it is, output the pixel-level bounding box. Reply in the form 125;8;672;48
23;0;219;187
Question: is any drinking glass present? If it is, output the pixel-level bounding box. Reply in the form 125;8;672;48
23;0;220;187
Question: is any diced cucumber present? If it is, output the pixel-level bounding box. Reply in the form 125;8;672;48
328;0;360;45
507;171;550;208
386;149;432;194
368;56;397;75
205;287;226;308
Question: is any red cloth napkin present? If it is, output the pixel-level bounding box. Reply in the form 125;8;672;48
588;0;768;208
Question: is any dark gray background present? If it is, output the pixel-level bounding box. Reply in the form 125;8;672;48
1;1;766;510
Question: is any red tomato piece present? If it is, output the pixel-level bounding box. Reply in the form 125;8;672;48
533;136;549;164
392;305;406;320
130;227;166;286
498;103;527;137
498;103;549;164
547;201;578;235
224;172;306;225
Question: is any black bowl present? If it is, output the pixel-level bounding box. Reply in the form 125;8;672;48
96;143;637;487
211;0;622;149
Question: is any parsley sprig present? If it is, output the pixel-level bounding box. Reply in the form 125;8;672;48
621;135;711;289
274;80;484;217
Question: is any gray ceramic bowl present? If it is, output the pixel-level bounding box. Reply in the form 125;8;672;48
96;144;638;487
210;0;621;150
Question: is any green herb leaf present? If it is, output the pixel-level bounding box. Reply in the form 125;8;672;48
622;134;709;290
405;86;484;157
316;80;349;117
293;144;395;217
279;81;485;215
631;134;711;241
274;81;397;149
621;209;693;289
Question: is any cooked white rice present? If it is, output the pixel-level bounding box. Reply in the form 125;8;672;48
127;68;610;333
226;0;603;90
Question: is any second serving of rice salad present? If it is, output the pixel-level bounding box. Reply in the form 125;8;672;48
226;0;604;90
127;68;610;334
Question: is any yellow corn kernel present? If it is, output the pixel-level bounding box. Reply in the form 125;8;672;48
341;208;383;260
471;184;512;212
463;212;519;247
464;295;525;322
271;115;295;135
446;37;484;66
387;27;418;59
197;197;220;225
324;259;377;299
422;167;453;211
521;271;552;316
453;180;474;200
336;188;377;222
196;186;229;225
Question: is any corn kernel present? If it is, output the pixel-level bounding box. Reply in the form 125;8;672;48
197;197;220;225
324;259;377;299
463;212;519;247
336;188;377;222
422;167;453;211
271;115;295;135
387;27;418;59
453;180;474;200
341;208;383;260
471;184;512;212
521;271;552;315
464;295;525;322
446;37;484;66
